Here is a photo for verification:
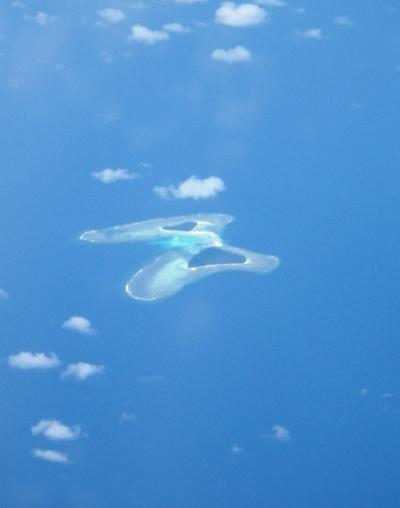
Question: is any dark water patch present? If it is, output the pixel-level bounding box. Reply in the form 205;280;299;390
163;221;197;232
189;247;246;268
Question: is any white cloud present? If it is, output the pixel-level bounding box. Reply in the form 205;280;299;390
91;168;138;183
11;1;26;8
0;288;8;299
334;16;355;27
295;28;323;39
100;51;113;64
163;22;190;33
62;362;104;381
232;443;243;454
215;2;268;27
138;161;152;169
62;316;95;335
8;352;60;370
121;412;137;423
28;12;56;26
129;25;169;44
32;449;68;464
272;424;291;442
256;0;285;6
98;8;126;23
154;176;225;200
31;420;81;441
212;46;251;63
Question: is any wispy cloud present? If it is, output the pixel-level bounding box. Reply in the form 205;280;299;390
11;1;26;8
0;288;9;299
271;424;291;442
121;412;137;423
8;352;60;370
98;8;126;24
100;51;113;64
62;362;104;381
129;25;169;44
26;12;56;26
212;46;251;63
91;168;138;183
334;16;355;27
215;2;268;27
32;449;68;463
231;443;243;454
31;420;81;441
62;316;95;335
154;176;225;200
294;28;323;40
138;161;152;169
163;22;191;33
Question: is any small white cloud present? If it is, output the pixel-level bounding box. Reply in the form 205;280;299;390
32;449;68;464
91;168;138;183
360;388;368;396
174;0;207;3
138;161;152;169
100;51;113;64
163;22;190;33
129;25;169;44
215;2;268;27
272;424;291;442
32;420;81;441
121;412;137;423
295;28;323;39
256;0;285;6
11;1;26;8
8;352;60;370
98;8;126;23
212;46;251;63
0;288;8;299
62;316;95;335
62;362;104;381
154;176;225;200
231;443;243;454
334;15;355;27
28;12;56;26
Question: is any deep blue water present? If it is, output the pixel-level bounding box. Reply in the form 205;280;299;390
1;1;400;507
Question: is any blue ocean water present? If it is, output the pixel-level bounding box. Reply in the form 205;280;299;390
1;1;400;507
